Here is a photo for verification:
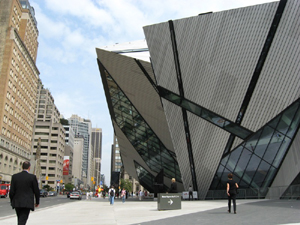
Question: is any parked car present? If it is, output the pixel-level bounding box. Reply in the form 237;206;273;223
48;191;57;196
40;189;48;197
69;191;81;200
0;184;10;198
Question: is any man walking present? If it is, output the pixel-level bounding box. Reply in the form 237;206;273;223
108;186;115;205
9;161;40;225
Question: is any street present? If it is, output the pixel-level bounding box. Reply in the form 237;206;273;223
0;194;81;218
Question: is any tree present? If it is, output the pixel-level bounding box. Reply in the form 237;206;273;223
103;184;109;192
60;118;69;125
65;183;75;191
120;179;132;192
43;184;51;192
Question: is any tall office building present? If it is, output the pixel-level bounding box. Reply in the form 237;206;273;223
31;80;65;188
68;115;92;187
0;0;39;182
97;0;300;199
73;135;84;188
91;128;102;187
63;124;74;185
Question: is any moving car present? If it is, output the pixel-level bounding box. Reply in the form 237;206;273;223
69;191;81;200
40;189;48;197
48;191;57;196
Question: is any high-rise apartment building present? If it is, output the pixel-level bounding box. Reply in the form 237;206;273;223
73;135;84;188
63;124;74;185
91;128;102;187
31;80;65;188
68;115;92;187
0;0;39;182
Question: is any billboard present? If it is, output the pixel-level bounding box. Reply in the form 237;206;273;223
63;156;70;175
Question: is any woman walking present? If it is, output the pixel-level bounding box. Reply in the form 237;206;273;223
227;173;239;214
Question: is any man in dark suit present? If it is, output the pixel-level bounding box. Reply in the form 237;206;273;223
9;161;40;225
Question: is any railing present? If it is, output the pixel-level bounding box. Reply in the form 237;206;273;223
269;184;300;199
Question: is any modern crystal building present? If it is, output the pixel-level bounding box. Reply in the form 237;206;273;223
96;0;300;199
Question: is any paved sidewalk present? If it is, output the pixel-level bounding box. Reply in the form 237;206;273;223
0;197;299;225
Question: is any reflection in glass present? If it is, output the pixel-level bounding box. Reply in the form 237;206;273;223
105;72;182;183
208;98;300;198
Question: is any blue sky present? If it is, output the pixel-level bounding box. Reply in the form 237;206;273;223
30;0;276;185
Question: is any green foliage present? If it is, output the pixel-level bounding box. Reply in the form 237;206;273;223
120;179;132;192
60;118;69;125
65;183;75;191
103;184;109;192
43;184;51;192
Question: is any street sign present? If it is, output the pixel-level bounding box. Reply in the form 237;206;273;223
157;193;181;210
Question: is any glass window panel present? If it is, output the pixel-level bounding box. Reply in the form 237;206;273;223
217;168;230;189
254;126;274;158
243;154;261;185
225;146;243;171
181;99;201;115
210;164;224;189
250;160;270;188
234;148;252;178
287;107;300;138
238;179;249;189
273;137;291;168
263;132;284;164
244;130;262;152
267;116;280;129
261;166;276;189
276;103;299;135
211;116;226;127
220;154;229;167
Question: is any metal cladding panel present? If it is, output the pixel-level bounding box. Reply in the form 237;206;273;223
243;0;300;131
187;111;230;199
162;99;192;189
113;121;151;182
96;49;174;151
143;23;179;95
139;60;157;84
160;3;277;121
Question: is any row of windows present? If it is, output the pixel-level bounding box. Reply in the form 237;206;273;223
0;138;30;158
106;73;182;183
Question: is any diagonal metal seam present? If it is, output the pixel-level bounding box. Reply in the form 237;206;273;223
223;0;288;155
134;59;159;94
97;57;182;182
169;20;198;192
157;85;254;139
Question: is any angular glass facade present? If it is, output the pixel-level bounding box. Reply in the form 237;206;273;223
208;98;300;198
158;86;253;140
134;161;169;193
103;71;182;184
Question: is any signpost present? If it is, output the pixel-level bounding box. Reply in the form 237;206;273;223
157;193;181;210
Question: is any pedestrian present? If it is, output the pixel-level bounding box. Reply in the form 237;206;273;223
169;178;178;193
108;186;115;205
121;188;126;203
9;161;40;225
188;185;193;200
227;173;239;214
86;191;89;200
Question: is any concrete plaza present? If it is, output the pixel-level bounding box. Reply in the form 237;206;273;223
0;197;299;225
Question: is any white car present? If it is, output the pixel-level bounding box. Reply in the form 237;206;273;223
69;191;82;200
